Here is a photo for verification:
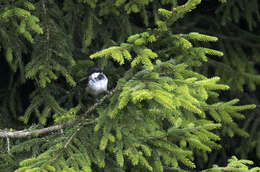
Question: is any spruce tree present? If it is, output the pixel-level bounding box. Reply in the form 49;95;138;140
0;0;259;171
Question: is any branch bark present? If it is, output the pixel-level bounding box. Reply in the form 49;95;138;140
0;87;117;139
0;121;73;138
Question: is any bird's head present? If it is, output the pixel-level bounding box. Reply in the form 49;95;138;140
89;67;102;75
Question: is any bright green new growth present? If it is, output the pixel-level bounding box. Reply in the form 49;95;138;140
14;52;255;171
203;156;260;172
90;32;159;69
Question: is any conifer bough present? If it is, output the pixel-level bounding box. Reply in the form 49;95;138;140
0;87;117;138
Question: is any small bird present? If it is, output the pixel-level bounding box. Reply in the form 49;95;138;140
86;67;109;97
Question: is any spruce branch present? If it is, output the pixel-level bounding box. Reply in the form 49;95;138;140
0;87;117;138
164;166;188;172
202;167;247;172
50;87;118;163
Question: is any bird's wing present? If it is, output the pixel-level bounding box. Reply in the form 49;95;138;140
99;73;108;81
88;75;96;86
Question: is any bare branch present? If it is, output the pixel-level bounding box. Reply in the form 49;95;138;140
0;87;117;139
0;121;74;138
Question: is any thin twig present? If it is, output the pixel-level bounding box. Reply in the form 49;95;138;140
82;87;117;118
41;0;50;65
6;136;10;154
51;130;78;162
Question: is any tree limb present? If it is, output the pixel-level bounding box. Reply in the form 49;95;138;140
0;87;117;138
0;121;74;138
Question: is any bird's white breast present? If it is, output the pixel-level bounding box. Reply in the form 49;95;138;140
87;72;108;96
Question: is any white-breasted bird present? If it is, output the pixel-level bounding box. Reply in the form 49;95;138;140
86;67;109;96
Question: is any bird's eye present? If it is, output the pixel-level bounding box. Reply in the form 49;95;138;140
96;74;104;80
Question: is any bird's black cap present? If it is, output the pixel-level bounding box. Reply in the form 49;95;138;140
89;67;102;75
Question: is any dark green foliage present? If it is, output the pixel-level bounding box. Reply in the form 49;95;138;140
0;0;260;171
